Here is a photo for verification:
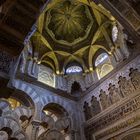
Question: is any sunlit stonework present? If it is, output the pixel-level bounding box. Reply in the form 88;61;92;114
45;0;94;46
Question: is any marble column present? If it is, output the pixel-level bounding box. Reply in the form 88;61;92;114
70;130;80;140
30;121;40;140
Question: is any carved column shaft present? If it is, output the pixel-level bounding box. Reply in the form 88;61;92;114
31;121;40;140
71;130;81;140
113;47;124;62
70;130;75;140
117;23;130;58
99;99;103;111
109;54;117;68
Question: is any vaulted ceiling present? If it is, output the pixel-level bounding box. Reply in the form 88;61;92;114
1;0;139;59
31;0;116;74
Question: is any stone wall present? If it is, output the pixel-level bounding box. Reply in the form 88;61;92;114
11;79;82;140
79;55;140;140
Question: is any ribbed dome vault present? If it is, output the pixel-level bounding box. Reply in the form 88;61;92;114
46;0;94;45
31;0;116;74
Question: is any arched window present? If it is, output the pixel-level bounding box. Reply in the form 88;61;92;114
112;25;118;42
95;53;108;67
66;65;83;74
95;53;113;79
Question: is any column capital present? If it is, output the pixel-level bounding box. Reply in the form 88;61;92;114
31;120;40;127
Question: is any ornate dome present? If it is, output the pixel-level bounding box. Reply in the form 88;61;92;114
31;0;116;74
45;0;94;45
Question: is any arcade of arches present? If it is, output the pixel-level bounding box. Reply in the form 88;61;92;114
0;0;140;140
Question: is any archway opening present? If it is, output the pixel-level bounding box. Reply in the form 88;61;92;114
71;81;82;96
39;103;70;140
0;88;35;109
0;127;18;139
43;103;68;121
